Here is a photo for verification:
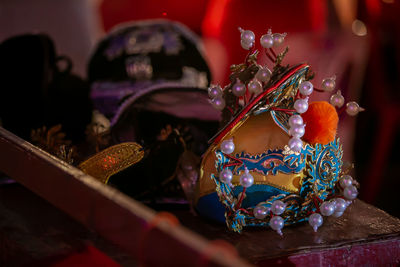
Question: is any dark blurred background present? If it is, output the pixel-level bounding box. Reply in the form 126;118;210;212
0;0;399;217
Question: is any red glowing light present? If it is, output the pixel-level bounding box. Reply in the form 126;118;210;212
202;0;231;37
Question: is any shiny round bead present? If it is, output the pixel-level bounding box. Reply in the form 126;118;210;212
343;185;358;200
255;67;272;83
346;101;361;116
330;90;345;108
208;85;222;99
289;124;305;138
272;33;286;47
321;77;336;92
239;169;254;188
339;175;353;188
248;79;263;95
289;115;303;127
220;139;235;154
320;201;335;216
288;137;303;152
219;168;233;184
271;200;286;215
294;97;309;114
269;216;284;236
332;211;343;218
211;97;225;110
260;34;274;48
253;205;269;219
240;29;255;44
240;39;253;50
308;213;323;232
232;80;246;96
299;81;313;96
334;198;347;212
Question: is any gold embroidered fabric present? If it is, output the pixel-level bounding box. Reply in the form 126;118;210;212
79;142;144;184
198;112;301;199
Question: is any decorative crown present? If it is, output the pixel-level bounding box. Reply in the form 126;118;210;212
196;28;363;235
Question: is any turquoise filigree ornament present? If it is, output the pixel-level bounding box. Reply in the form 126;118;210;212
196;28;363;235
212;139;344;233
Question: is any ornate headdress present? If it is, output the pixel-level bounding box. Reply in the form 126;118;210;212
195;28;363;235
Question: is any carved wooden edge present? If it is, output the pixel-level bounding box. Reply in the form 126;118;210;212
0;127;251;267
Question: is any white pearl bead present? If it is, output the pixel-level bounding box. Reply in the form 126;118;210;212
219;168;233;184
240;29;255;44
255;67;271;83
343;185;358;200
220;139;235;154
299;81;313;96
339;175;353;188
271;200;286;215
253;205;269;219
239;168;254;188
232;80;246;96
289;124;305;138
241;39;253;50
346;101;361;116
248;79;263;95
330;90;344;108
308;213;323;232
320;201;335;216
211;97;225;110
272;33;286;47
289;115;303;127
334;198;347;212
294;97;309;114
269;216;284;236
208;85;222;99
288;137;303;152
321;77;336;92
260;34;274;48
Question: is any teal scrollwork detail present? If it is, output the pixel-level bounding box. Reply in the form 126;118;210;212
300;138;343;199
211;139;343;233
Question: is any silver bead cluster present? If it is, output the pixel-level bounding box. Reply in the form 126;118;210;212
308;197;351;232
268;200;287;236
208;68;271;112
324;76;365;116
260;29;287;48
218;139;235;185
287;80;313;153
338;175;358;200
309;175;358;233
208;84;225;110
219;139;254;190
210;28;288;112
239;28;287;50
253;200;288;236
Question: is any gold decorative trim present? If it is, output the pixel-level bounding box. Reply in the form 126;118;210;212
79;142;144;184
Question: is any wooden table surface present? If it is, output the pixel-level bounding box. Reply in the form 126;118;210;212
171;200;400;265
1;181;399;266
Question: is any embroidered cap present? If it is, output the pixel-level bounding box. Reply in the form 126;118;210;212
195;28;363;234
88;19;218;128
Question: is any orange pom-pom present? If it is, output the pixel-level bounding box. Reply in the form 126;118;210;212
301;101;338;145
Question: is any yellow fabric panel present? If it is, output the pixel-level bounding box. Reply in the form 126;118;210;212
198;112;301;200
